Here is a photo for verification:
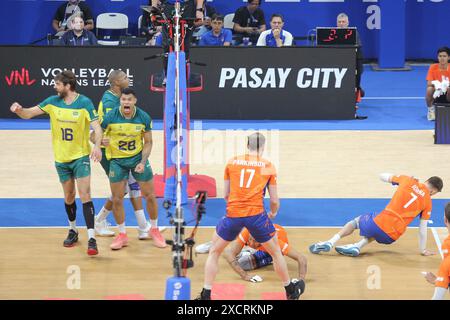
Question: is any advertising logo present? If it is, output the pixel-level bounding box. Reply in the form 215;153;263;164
5;68;36;86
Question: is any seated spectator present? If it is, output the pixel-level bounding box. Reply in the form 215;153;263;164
52;0;94;35
256;14;292;47
60;14;97;46
146;26;163;46
337;13;363;91
426;47;450;121
140;0;158;43
232;0;266;46
337;12;367;120
199;14;232;46
193;4;218;41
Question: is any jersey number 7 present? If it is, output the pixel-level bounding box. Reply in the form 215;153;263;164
403;192;418;209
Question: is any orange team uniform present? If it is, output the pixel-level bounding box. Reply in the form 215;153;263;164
215;154;277;243
435;235;450;289
224;154;277;218
373;175;432;241
426;64;450;82
237;224;290;255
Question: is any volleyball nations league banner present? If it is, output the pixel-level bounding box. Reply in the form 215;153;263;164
0;46;356;120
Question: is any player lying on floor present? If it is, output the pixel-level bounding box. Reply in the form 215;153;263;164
219;224;307;286
310;173;443;257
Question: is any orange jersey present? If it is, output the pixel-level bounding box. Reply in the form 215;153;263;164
435;235;450;289
426;63;450;82
374;175;432;240
224;154;277;218
237;224;290;255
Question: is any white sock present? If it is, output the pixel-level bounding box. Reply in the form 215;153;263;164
150;219;158;228
118;223;126;234
96;206;110;222
134;210;148;230
69;220;77;231
203;285;212;290
354;238;369;250
87;229;95;239
328;234;341;246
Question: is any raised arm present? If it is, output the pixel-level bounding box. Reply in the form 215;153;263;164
10;103;45;119
379;173;394;183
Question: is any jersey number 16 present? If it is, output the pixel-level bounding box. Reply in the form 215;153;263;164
61;128;73;141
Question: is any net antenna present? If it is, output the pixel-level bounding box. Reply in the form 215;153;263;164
173;0;184;278
150;1;213;300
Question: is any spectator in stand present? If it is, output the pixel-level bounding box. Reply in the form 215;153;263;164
193;4;218;42
233;0;266;46
199;14;232;46
61;14;97;46
425;47;450;121
141;0;156;42
336;12;367;120
52;0;94;36
256;14;292;47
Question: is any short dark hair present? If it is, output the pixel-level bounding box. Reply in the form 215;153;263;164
211;14;224;22
121;87;136;97
247;132;265;152
437;46;450;55
444;202;450;222
445;202;450;222
426;176;443;192
54;70;77;91
248;0;260;4
271;14;284;22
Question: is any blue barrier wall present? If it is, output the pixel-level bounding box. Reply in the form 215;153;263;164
1;0;449;60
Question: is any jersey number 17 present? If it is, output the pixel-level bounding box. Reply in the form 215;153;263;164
240;169;255;188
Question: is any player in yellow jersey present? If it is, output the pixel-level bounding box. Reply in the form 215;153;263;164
10;70;103;256
100;88;167;249
94;70;164;240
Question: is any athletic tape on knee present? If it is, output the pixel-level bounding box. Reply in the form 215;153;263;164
128;182;140;191
129;189;141;198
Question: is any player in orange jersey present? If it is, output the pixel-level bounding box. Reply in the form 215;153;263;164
196;133;305;300
423;202;450;299
309;174;443;257
223;224;307;283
